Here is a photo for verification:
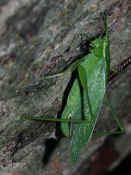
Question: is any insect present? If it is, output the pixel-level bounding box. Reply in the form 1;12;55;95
20;15;125;163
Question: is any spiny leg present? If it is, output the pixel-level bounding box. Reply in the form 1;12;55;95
93;94;125;137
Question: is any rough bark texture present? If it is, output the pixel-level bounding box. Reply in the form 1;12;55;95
0;0;131;174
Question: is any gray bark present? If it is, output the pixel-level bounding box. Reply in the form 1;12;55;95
0;0;131;174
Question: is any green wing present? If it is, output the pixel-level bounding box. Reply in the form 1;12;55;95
61;78;82;137
61;34;110;163
72;53;106;162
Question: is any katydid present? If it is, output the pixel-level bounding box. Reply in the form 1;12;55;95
19;16;125;163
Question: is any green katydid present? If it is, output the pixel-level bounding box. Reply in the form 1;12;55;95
20;15;125;163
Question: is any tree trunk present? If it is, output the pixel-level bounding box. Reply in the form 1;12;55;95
0;0;131;174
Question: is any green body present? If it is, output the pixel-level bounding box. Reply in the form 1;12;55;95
61;35;109;162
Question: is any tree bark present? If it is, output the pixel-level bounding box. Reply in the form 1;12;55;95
0;0;131;174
